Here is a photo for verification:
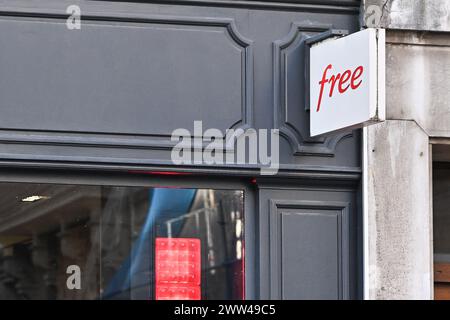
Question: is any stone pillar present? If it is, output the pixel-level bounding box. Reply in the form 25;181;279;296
364;120;433;299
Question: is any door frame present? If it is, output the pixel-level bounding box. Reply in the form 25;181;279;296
430;138;450;300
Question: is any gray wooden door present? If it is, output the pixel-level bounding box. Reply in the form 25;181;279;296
258;185;359;299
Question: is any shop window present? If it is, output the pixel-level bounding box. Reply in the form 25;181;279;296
433;145;450;300
0;183;244;300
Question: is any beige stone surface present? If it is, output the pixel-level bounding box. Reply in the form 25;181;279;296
365;120;432;299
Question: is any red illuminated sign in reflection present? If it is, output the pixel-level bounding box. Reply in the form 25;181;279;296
156;285;201;300
155;238;201;300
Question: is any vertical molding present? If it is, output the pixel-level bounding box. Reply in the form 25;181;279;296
428;142;434;300
362;127;370;300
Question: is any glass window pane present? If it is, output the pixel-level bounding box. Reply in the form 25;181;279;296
0;183;244;300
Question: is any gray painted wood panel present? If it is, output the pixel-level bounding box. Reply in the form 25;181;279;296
259;186;356;299
0;0;360;172
0;18;248;135
0;0;362;299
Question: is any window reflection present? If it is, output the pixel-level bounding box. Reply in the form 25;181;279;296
0;184;244;300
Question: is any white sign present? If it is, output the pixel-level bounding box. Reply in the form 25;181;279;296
310;28;385;137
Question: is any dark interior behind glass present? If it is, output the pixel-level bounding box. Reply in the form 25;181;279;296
0;183;244;300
